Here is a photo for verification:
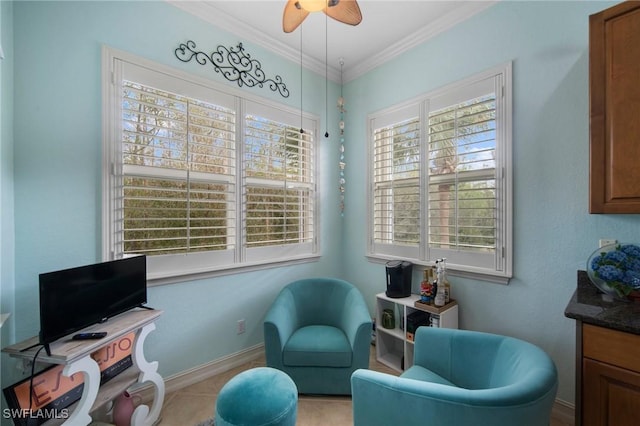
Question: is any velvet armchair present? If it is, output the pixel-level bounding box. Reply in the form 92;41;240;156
264;278;372;395
351;327;558;426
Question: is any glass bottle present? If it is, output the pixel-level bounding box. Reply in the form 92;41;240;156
434;260;446;307
431;265;438;304
442;258;451;303
420;269;433;304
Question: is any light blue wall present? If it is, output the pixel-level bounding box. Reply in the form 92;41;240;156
342;0;637;404
1;0;16;389
7;0;342;386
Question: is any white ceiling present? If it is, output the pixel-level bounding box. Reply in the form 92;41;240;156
168;0;498;82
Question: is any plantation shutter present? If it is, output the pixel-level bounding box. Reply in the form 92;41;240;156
243;101;316;262
427;76;498;268
367;65;510;280
371;104;421;259
118;62;237;274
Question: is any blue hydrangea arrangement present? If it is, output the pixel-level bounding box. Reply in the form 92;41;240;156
589;243;640;298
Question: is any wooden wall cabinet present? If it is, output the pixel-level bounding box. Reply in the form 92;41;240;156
589;1;640;213
579;323;640;426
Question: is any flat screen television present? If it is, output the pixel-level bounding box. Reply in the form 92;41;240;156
38;256;148;354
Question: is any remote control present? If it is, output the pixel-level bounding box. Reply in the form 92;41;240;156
72;332;107;340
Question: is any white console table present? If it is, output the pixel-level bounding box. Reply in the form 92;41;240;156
2;309;164;426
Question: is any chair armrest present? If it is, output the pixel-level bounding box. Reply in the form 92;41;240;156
351;369;468;426
339;289;372;354
263;289;298;369
351;368;558;426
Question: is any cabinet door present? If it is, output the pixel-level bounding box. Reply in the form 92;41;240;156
583;358;640;426
589;2;640;213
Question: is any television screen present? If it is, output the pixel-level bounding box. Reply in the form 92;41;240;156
39;256;147;346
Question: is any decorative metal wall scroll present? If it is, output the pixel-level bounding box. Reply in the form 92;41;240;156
175;40;289;98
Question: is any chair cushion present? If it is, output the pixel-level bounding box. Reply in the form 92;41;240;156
401;365;457;387
283;325;352;367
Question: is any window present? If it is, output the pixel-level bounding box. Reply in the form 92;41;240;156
121;81;237;257
103;48;318;281
242;102;315;264
368;64;512;282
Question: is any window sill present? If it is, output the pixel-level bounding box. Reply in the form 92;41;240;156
147;254;321;287
366;255;511;285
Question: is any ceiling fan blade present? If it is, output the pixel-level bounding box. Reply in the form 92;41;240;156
324;0;362;26
283;0;310;33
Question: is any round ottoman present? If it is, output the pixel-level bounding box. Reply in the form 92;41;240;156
214;367;297;426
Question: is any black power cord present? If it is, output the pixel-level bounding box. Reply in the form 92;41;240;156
28;345;47;412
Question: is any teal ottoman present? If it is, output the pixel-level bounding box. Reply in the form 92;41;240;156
214;367;298;426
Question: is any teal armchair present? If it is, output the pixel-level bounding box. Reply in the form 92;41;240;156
264;278;372;395
352;327;558;426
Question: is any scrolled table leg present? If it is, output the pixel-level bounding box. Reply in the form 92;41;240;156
61;355;100;426
130;322;165;426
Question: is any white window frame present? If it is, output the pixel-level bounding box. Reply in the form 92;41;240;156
367;63;512;283
102;46;319;284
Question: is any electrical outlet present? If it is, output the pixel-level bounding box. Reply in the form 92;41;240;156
599;239;617;248
237;319;246;334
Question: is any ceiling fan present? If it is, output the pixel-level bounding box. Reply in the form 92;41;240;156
283;0;363;33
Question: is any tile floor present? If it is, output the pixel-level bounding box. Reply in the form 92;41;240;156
158;346;573;426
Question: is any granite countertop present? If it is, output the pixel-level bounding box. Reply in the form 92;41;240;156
565;270;640;335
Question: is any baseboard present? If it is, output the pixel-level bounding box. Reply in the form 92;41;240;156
132;343;265;402
552;398;575;424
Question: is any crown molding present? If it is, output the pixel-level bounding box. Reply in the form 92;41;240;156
167;1;497;84
167;0;342;82
342;1;498;83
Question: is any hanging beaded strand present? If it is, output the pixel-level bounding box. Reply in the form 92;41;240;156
338;58;346;215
